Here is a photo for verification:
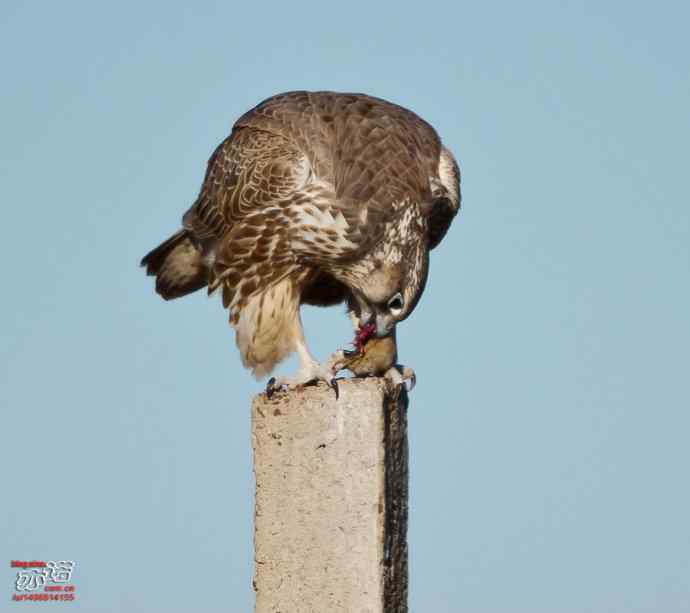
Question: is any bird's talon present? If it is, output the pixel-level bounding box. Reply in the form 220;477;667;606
384;365;416;392
265;376;278;398
265;361;339;398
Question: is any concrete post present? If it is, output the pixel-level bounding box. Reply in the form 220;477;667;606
252;377;409;613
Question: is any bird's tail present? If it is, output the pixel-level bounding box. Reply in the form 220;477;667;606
140;229;208;300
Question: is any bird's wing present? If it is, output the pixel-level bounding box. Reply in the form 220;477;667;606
184;123;384;284
182;127;310;242
186;125;393;322
232;91;461;260
426;146;461;250
283;136;462;265
179;127;315;316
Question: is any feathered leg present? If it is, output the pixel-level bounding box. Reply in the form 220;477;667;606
265;311;339;398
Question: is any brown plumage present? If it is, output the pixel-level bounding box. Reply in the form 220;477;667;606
141;91;461;386
141;229;207;299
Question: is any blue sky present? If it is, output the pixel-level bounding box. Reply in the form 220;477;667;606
1;1;689;611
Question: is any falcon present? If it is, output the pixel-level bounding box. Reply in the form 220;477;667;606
141;91;460;394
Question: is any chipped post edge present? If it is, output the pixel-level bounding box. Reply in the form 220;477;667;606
251;377;409;613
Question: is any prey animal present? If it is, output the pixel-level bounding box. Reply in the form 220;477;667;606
330;330;416;390
141;91;460;394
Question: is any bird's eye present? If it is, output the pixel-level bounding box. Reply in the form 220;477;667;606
387;292;404;315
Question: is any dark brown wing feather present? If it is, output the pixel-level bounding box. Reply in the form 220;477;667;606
234;91;445;258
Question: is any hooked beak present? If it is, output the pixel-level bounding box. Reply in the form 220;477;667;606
359;313;395;338
352;292;394;339
375;313;394;337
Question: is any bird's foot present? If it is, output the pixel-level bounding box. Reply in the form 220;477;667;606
384;364;416;392
324;348;356;374
266;360;340;399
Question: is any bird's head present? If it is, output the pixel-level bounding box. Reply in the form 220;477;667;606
349;233;429;340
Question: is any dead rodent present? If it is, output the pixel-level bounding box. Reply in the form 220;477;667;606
339;334;397;377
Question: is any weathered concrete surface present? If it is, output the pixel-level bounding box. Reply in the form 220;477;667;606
252;377;408;613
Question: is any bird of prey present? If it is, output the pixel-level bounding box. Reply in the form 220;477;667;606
141;91;460;393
